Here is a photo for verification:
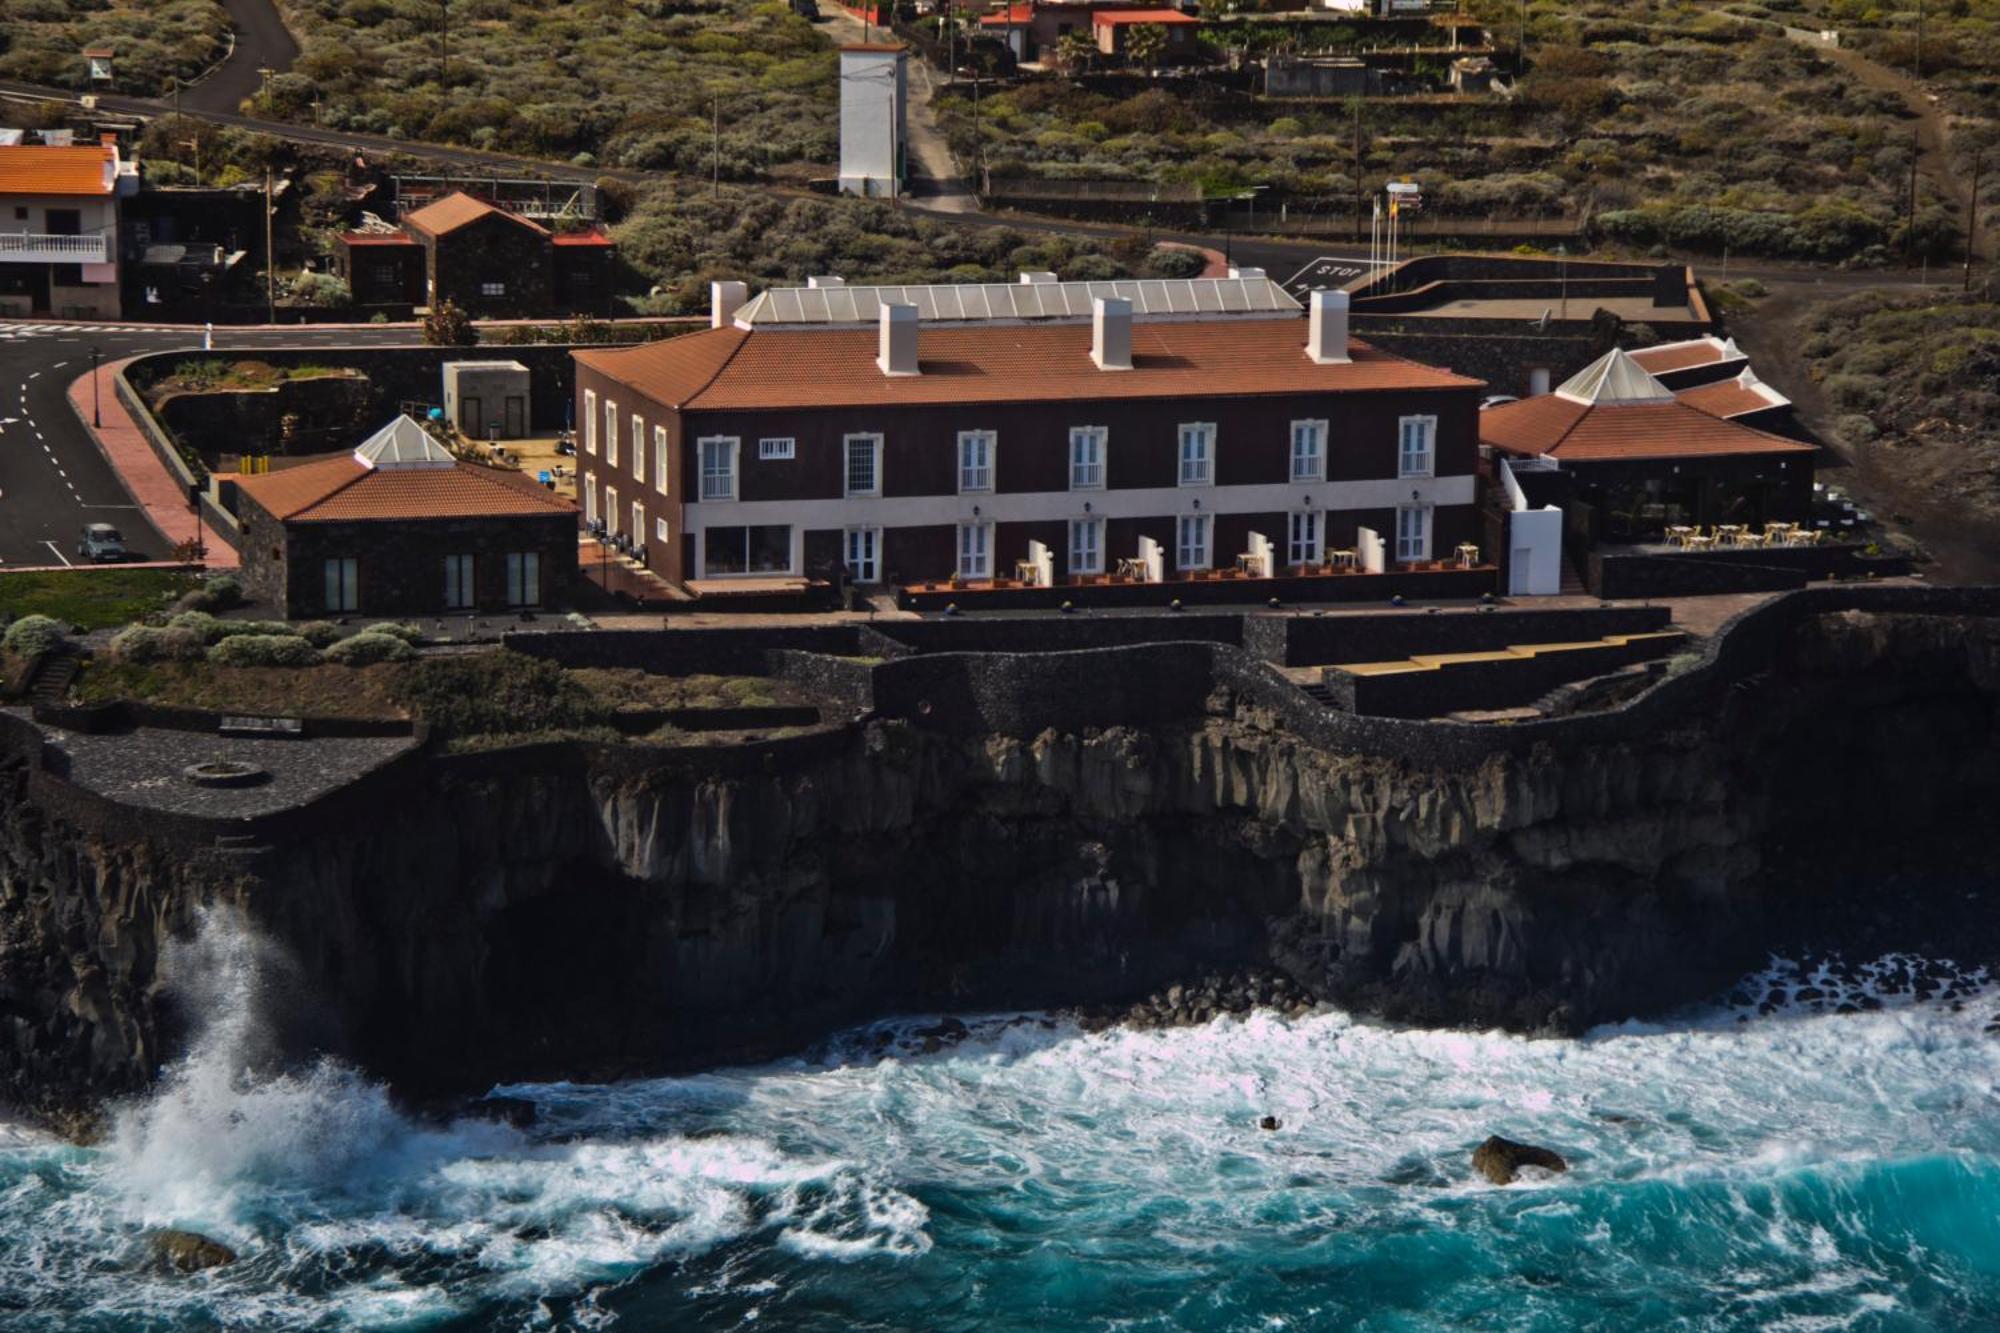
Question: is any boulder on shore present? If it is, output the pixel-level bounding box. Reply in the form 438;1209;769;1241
147;1228;237;1272
1471;1135;1568;1186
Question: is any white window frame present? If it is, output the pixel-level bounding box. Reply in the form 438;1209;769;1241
1178;422;1214;487
655;516;671;544
758;437;796;460
845;525;882;582
1288;510;1322;567
1396;504;1432;564
443;553;475;610
957;520;993;579
1069;426;1106;490
323;557;358;613
604;399;619;468
958;430;995;493
1068;516;1104;575
631;413;645;484
700;524;798;578
653;425;669;496
480;280;505;297
505;551;542;607
844;432;883;498
606;485;620;534
631;500;645;545
699;436;739;502
583;389;598;454
1398;415;1436;479
584;472;599;525
1290;419;1327;482
1176;513;1212;571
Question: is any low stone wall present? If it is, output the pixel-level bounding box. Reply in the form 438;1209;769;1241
867;642;1223;737
875;614;1243;655
503;625;866;675
1589;544;1909;599
1241;605;1672;667
1322;634;1683;719
30;699;417;739
899;566;1495;612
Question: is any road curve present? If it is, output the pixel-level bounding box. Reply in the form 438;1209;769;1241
179;0;302;115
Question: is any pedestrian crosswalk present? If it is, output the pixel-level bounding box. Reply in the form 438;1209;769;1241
0;323;164;340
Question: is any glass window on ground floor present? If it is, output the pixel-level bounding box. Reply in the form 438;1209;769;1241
323;557;358;613
1395;505;1431;563
1176;513;1212;571
505;551;542;607
703;524;793;576
957;521;992;579
443;553;474;610
1069;517;1103;575
845;526;881;582
1288;510;1321;567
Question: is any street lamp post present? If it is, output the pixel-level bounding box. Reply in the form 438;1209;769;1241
89;346;101;427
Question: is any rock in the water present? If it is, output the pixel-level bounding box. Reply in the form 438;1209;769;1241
1259;1115;1281;1131
147;1229;237;1272
1471;1135;1569;1186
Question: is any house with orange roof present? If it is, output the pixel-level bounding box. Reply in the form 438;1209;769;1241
331;190;616;318
572;273;1493;603
1092;8;1201;59
0;132;137;318
230;415;579;617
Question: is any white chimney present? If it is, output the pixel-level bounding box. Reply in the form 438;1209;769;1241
1307;289;1351;365
808;274;846;289
1228;266;1266;279
1091;297;1133;371
710;280;748;329
1018;270;1058;284
878;302;919;377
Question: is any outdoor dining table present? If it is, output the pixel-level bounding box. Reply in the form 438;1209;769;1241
1328;549;1359;570
1114;557;1147;581
1014;560;1040;586
1715;525;1747;546
1665;525;1695;547
1455;543;1481;568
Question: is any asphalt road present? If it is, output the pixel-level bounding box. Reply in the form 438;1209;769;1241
180;0;301;115
0;322;423;569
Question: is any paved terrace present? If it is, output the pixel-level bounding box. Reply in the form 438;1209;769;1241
16;709;418;820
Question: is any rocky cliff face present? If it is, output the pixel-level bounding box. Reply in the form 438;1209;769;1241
2;610;1996;1133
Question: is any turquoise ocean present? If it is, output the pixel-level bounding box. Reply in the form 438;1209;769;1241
3;915;1998;1331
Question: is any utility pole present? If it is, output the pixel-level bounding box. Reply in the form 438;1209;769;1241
1351;98;1362;243
712;95;721;199
1519;0;1529;77
440;0;450;88
264;166;276;324
1915;0;1925;79
1966;152;1983;292
947;0;956;83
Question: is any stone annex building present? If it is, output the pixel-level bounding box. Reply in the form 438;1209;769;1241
571;274;1485;592
230;417;579;617
333;191;616;318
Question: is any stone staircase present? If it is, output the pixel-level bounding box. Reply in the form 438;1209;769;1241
24;650;80;708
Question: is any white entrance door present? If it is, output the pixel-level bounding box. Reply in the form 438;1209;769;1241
845;526;881;582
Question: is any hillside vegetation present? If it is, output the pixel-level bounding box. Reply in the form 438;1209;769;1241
0;0;228;93
269;0;835;171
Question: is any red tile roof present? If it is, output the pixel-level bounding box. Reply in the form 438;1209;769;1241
0;145;115;197
1676;380;1777;420
1627;340;1742;374
1094;8;1200;24
576;319;1481;411
402;191;548;239
1480;395;1814;462
340;231;418;247
551;229;615;247
980;4;1034;22
235;454;577;523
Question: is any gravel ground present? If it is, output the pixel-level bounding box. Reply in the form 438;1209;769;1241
22;711;417;819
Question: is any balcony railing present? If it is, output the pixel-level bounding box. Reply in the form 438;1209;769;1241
0;232;110;264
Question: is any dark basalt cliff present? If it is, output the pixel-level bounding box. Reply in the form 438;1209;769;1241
1;605;1997;1134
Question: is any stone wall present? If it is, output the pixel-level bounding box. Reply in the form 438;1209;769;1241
1321;634;1683;719
1240;605;1672;666
156;374;377;461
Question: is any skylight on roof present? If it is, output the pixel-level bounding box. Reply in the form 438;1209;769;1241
731;277;1303;328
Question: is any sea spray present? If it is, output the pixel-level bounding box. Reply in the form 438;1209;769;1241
0;940;1997;1328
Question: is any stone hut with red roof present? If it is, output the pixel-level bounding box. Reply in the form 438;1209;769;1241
332;190;616;318
231;416;578;617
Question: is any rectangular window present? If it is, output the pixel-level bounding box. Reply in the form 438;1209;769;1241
1178;423;1214;487
1176;513;1212;571
653;425;669;496
699;437;738;501
631;501;645;545
703;525;794;575
1396;505;1431;563
1069;426;1106;490
844;433;882;497
505;552;542;607
1068;517;1104;575
443;553;474;610
845;525;881;582
480;280;505;297
1398;415;1436;479
1287;510;1321;567
757;437;796;460
583;389;598;454
584;472;599;525
605;485;620;534
655;516;671;543
631;413;645;484
957;521;993;578
1290;419;1327;482
604;400;618;468
322;557;358;613
958;430;994;493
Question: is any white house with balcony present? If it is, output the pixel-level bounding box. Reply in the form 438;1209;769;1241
0;134;137;319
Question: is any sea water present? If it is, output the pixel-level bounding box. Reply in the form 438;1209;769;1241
3;915;1999;1331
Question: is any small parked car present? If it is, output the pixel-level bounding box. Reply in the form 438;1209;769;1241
77;523;127;563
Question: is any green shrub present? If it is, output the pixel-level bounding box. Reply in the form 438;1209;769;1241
207;634;322;667
368;622;425;644
395;651;607;738
292;621;343;647
185;573;245;612
168;611;296;643
3;615;70;658
324;631;416;666
109;624;206;664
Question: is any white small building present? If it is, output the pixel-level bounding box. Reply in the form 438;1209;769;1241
838;45;907;199
0;133;137;319
442;360;532;439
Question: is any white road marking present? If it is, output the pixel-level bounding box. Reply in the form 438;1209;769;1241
42;541;72;567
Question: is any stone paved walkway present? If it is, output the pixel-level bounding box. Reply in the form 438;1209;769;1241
64;358;237;569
